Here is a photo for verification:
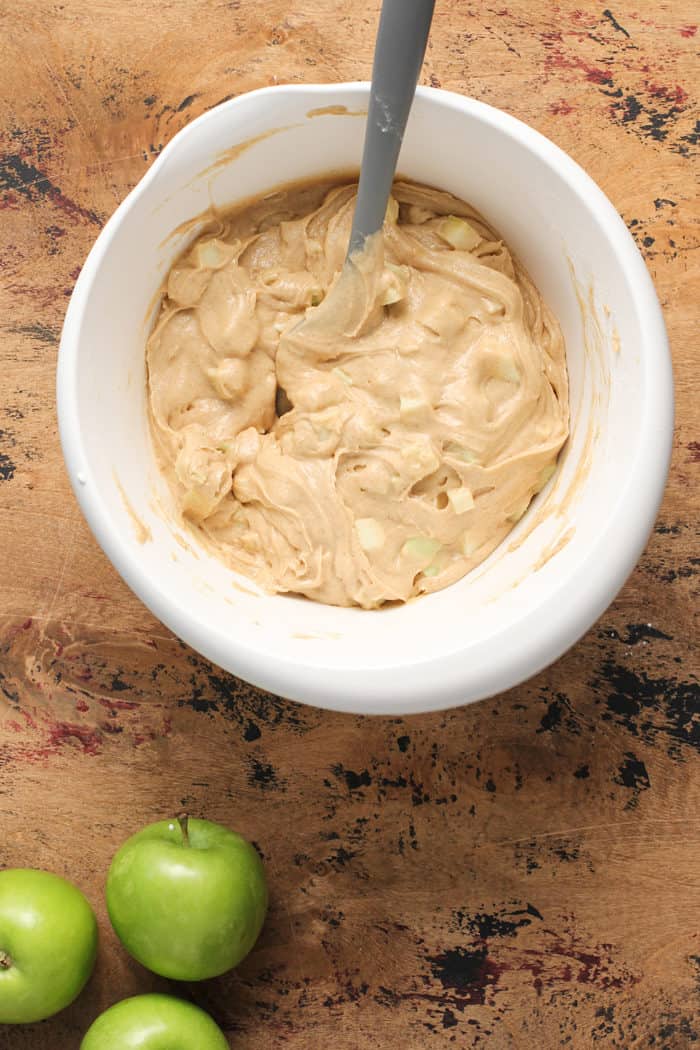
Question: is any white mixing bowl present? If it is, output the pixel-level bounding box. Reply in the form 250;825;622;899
57;83;673;714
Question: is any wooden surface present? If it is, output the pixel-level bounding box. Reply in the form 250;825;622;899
1;2;698;1046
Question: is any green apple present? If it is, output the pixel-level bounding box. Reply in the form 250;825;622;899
106;815;267;980
80;994;229;1050
0;868;98;1024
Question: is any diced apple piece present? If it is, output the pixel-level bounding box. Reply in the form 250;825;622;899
382;286;403;306
438;215;482;251
402;536;442;561
447;487;474;514
192;239;235;270
494;356;521;384
461;533;480;557
444;442;480;464
400;394;429;420
381;263;410;306
356;517;385;552
384;196;399;225
400;442;441;475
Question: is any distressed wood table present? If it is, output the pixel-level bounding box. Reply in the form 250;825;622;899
1;2;698;1047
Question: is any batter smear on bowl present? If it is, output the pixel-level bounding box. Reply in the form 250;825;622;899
147;178;569;608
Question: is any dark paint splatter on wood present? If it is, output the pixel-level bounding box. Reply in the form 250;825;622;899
595;661;700;754
177;650;309;733
553;842;580;862
540;30;695;155
210;93;237;110
10;323;59;345
617;95;643;123
615;753;650;791
606;623;673;645
327;845;357;868
243;721;261;742
0;451;15;482
442;1008;458;1029
602;9;630;38
455;905;542;939
654;521;682;535
248;758;277;788
538;699;563;732
332;765;372;791
428;946;497;1005
656;557;699;584
537;695;579;735
428;931;637;1007
654;1014;700;1042
0;153;102;225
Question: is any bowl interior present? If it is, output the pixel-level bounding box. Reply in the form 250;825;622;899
59;84;668;712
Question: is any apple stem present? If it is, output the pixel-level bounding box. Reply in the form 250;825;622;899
177;812;190;847
0;951;11;970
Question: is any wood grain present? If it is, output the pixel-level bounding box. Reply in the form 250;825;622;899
1;2;698;1047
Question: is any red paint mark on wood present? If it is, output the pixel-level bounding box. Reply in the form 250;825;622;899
47;721;101;755
584;67;613;86
98;697;139;712
425;932;637;1010
550;99;575;116
680;25;697;37
46;186;100;227
75;699;90;712
540;33;613;87
646;82;689;105
687;441;700;463
20;721;102;763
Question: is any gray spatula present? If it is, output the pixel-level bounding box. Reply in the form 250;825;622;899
348;0;436;258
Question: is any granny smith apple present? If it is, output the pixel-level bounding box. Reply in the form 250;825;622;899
106;815;267;980
80;994;229;1050
0;868;98;1024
